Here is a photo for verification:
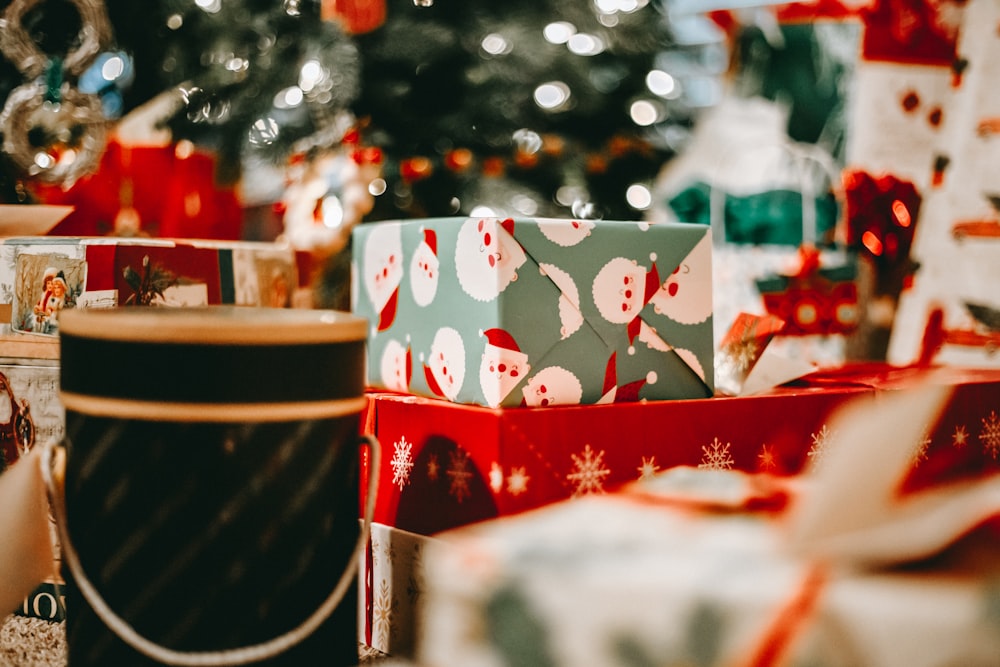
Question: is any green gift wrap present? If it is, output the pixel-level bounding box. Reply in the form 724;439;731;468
351;217;714;407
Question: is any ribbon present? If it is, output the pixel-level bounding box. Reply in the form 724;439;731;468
667;181;840;246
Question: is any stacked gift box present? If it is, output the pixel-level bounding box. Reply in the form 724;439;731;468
414;376;1000;667
348;214;999;658
0;235;302;624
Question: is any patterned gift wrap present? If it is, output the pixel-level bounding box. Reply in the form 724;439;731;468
351;217;714;407
0;237;300;338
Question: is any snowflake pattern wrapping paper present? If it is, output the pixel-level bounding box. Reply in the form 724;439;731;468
350;217;714;407
360;385;873;536
359;363;1000;657
417;375;1000;667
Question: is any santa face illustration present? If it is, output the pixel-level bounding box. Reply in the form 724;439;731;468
380;338;411;393
424;327;466;401
592;256;657;325
539;262;583;339
409;228;440;307
455;217;527;302
479;328;530;408
362;223;404;321
536;218;595;247
649;233;713;325
521;366;582;407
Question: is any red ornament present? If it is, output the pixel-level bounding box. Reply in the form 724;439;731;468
321;0;385;34
400;156;433;182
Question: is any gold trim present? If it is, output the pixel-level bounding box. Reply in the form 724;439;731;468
60;392;368;422
57;307;368;345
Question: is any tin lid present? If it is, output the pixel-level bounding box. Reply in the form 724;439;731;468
58;306;370;421
57;306;368;345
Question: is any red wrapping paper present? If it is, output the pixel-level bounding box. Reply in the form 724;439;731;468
360;384;874;536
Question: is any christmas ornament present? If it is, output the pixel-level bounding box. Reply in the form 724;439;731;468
278;140;381;260
0;0;115;186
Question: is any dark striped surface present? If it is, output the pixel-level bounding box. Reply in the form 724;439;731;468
62;411;363;666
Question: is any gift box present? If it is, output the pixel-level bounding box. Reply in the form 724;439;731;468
416;382;1000;667
0;236;300;336
359;522;428;657
359;363;1000;657
0;354;65;623
357;382;873;656
361;384;873;537
350;217;715;407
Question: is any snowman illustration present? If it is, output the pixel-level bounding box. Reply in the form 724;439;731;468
409;227;440;307
536;218;595;247
362;223;404;332
520;366;583;407
380;338;412;393
422;327;466;402
539;262;584;339
455;217;527;302
479;327;531;408
649;233;713;325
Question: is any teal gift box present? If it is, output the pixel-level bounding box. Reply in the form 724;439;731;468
351;217;713;407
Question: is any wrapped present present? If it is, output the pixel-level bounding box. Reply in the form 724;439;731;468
358;522;427;656
0;354;64;622
417;383;1000;667
360;384;872;536
886;0;1000;368
359;362;1000;657
350;217;714;407
357;381;872;656
0;236;300;336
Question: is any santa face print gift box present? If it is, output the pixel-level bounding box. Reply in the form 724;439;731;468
351;217;714;407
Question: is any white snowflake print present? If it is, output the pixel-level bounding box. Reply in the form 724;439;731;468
506;466;530;496
426;454;440;481
372;578;394;647
757;444;776;471
566;444;611;496
489;462;504;493
636;455;660;480
952;425;969;448
911;430;932;466
447;449;474;503
807;424;835;470
698;437;734;470
391;437;415;490
979;411;1000;459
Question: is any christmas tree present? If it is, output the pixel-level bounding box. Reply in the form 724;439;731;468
351;0;716;222
0;0;359;197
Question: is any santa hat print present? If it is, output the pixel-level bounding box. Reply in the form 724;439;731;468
601;352;656;403
482;327;521;353
421;227;437;256
423;362;445;398
376;287;399;332
644;259;661;304
614;372;657;403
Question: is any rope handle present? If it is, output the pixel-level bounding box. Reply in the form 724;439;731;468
39;433;381;666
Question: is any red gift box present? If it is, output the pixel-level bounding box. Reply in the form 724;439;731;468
357;363;1000;656
360;384;874;537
